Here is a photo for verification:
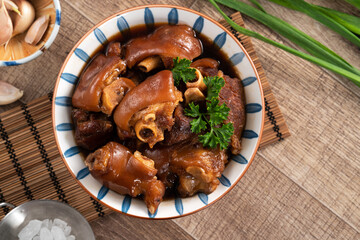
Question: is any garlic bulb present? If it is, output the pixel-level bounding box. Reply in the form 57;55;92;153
11;0;35;36
0;81;23;105
25;15;49;45
0;0;13;47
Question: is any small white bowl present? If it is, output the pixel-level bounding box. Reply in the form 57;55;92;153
0;0;61;66
52;5;264;219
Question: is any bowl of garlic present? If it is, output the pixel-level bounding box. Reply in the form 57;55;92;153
0;0;61;66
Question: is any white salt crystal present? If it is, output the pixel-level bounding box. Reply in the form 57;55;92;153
33;236;40;240
40;227;53;240
18;219;42;240
51;226;66;240
41;219;50;229
53;219;67;230
66;236;75;240
63;226;71;237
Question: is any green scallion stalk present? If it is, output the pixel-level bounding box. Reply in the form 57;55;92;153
249;0;267;13
345;0;360;10
208;0;360;87
307;5;360;35
213;0;360;76
267;0;360;48
267;0;360;35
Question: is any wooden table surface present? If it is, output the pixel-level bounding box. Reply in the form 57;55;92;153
1;0;360;239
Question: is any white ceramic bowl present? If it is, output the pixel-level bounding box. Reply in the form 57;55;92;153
53;5;264;219
0;0;61;66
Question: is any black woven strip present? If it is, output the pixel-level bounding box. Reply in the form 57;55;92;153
90;197;105;217
264;98;283;141
0;118;34;200
48;92;53;102
0;187;10;215
229;16;246;46
21;104;68;203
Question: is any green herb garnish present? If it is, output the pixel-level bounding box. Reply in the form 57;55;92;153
185;76;234;149
171;57;196;85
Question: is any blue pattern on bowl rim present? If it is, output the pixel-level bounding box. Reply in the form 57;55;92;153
56;123;73;131
193;16;204;33
245;103;263;113
64;146;80;158
0;0;62;67
198;193;208;205
232;154;248;164
168;8;178;25
55;97;72;107
60;73;78;85
53;5;264;219
230;52;245;66
94;28;108;45
97;186;109;200
122;195;132;213
214;32;227;49
74;48;90;63
144;7;154;28
117;16;130;33
175;198;184;215
219;174;231;187
76;167;90;180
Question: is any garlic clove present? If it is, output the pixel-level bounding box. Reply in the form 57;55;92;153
4;0;20;15
11;0;35;36
0;81;23;105
25;15;49;45
0;0;13;47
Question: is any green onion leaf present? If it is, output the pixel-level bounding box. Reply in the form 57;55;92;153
309;5;360;35
208;0;360;87
249;0;267;13
345;0;360;10
214;0;360;76
267;0;360;48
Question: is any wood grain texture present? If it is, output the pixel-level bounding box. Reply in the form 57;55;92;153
235;0;360;231
90;214;195;240
1;0;360;239
174;155;360;240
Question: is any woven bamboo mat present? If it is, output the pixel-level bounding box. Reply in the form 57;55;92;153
0;12;290;221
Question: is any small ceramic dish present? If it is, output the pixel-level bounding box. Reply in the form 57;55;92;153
0;0;61;66
0;200;95;239
53;5;264;219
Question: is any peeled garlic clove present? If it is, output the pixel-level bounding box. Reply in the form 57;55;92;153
25;15;49;45
0;0;13;47
11;0;35;36
0;81;23;105
4;0;20;15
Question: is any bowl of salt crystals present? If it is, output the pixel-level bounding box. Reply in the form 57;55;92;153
0;200;95;240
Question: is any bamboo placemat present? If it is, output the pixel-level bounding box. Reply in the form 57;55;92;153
0;12;290;221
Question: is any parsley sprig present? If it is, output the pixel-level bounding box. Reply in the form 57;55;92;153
171;57;196;86
185;76;234;149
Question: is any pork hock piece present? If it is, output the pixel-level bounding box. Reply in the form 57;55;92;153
72;53;135;115
85;141;165;214
72;108;113;151
114;70;183;147
219;75;246;155
170;142;228;197
124;25;202;69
